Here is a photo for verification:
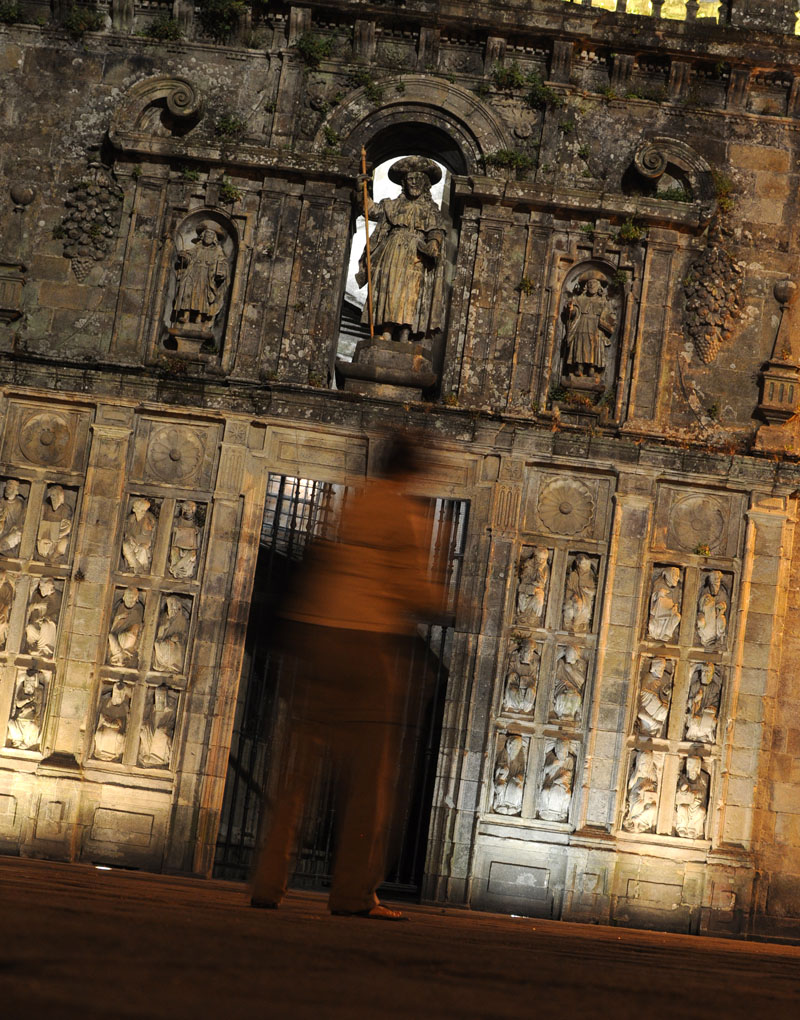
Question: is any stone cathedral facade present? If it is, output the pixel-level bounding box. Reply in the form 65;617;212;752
1;0;800;941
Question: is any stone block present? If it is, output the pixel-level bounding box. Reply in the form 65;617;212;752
770;781;800;814
728;144;791;173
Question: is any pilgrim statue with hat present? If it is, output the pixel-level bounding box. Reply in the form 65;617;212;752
356;156;447;344
563;268;618;384
171;223;229;335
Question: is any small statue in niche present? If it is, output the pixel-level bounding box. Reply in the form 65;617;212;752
24;578;61;657
562;553;597;634
491;734;526;816
502;637;539;714
552;645;587;724
685;662;723;744
563;270;617;382
93;682;131;762
0;478;26;556
516;547;550;627
538;740;576;822
696;570;729;649
121;497;157;575
674;756;709;840
6;669;46;750
36;485;73;564
357;157;447;343
152;595;190;673
635;657;673;739
168;500;202;580
171;226;229;334
648;566;682;644
0;570;15;651
622;750;659;834
138;685;178;768
107;587;144;668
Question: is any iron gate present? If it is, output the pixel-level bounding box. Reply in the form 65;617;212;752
213;472;468;897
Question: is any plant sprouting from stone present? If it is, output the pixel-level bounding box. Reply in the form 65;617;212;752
485;149;535;176
215;114;246;139
347;69;384;105
197;0;245;43
218;177;242;203
62;3;104;38
0;1;22;24
295;32;333;68
145;14;182;41
517;278;536;296
617;217;646;244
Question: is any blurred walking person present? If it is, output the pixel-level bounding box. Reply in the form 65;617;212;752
250;435;444;920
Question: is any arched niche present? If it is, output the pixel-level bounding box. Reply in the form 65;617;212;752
554;260;626;403
109;76;203;146
162;210;238;359
623;136;717;222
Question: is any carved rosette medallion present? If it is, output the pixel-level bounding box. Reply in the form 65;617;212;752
537;478;594;536
19;412;72;467
146;426;204;484
668;495;725;554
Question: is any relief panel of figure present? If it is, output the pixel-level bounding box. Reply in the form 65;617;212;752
0;570;15;651
551;645;587;725
6;669;46;750
152;594;191;673
695;569;730;649
502;636;540;715
635;657;674;739
673;756;709;840
121;497;158;575
36;485;75;565
166;217;235;355
0;478;28;557
168;500;204;580
93;681;132;762
622;750;659;834
138;685;178;768
107;587;144;668
491;734;527;816
516;546;550;628
538;739;576;823
560;268;620;389
648;565;683;644
24;578;62;658
684;663;723;744
562;552;598;634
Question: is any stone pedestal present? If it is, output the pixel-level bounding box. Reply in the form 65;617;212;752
336;338;437;401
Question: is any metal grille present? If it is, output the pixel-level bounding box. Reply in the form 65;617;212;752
213;474;468;896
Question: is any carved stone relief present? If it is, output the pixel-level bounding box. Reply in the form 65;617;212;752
57;163;123;282
537;478;594;537
24;578;62;658
92;682;132;762
168;501;205;580
152;594;191;674
164;213;236;357
668;494;726;555
561;269;619;385
515;546;550;627
635;657;674;739
19;412;73;468
562;552;598;634
684;663;723;744
647;565;683;644
538;739;577;823
138;685;178;768
695;570;730;650
491;733;527;816
1;403;90;475
502;637;540;715
0;478;28;557
36;485;75;565
684;222;744;365
622;750;659;834
673;756;709;839
146;425;206;486
0;570;15;651
107;587;144;669
120;497;159;575
6;668;47;751
551;645;587;724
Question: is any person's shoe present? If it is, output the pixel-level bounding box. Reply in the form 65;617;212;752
331;904;408;921
250;896;279;909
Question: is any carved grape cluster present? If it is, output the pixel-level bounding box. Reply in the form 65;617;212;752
58;164;123;281
683;228;744;365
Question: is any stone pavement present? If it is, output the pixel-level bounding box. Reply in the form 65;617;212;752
1;856;798;1020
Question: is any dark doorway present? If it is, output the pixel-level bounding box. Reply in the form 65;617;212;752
213;473;468;900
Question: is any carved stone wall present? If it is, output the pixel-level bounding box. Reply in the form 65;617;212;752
1;2;800;942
